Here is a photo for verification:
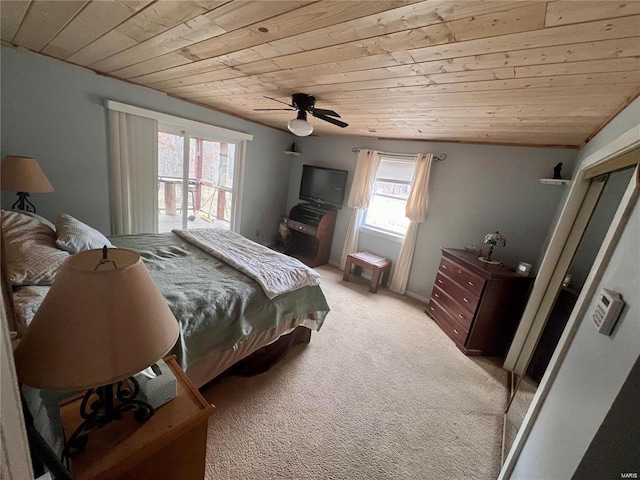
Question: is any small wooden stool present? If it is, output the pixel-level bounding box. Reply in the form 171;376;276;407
343;251;392;293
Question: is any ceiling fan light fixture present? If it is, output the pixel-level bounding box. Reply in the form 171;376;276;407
257;93;347;132
288;118;313;136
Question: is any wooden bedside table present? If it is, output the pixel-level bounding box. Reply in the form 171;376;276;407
60;356;215;480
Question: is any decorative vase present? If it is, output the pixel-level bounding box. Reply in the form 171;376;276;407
278;217;291;249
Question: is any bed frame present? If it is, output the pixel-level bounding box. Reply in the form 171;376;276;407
217;326;311;379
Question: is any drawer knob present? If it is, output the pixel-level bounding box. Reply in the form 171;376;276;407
442;264;448;269
437;279;443;284
468;281;474;286
453;328;460;335
434;293;439;298
457;314;464;319
463;297;470;303
430;306;435;311
299;226;303;230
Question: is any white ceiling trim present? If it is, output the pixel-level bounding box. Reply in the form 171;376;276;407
106;100;254;142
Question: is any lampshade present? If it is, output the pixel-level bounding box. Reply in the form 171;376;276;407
484;231;507;247
288;118;313;136
14;248;179;390
1;156;54;193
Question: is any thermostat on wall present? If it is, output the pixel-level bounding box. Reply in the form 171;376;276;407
591;288;624;336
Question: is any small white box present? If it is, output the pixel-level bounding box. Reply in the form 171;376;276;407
134;360;177;409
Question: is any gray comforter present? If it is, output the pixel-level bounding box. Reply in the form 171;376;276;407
111;231;330;371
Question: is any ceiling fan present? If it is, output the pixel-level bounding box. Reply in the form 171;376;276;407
254;93;348;136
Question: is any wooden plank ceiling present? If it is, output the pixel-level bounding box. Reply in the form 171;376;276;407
3;0;640;147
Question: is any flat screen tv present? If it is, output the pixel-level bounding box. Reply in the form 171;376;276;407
299;165;348;209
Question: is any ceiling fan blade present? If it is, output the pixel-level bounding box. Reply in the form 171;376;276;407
313;112;348;128
312;108;341;118
254;108;296;111
263;95;294;107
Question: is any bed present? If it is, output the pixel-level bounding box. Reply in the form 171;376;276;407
1;209;330;457
109;229;329;386
2;210;330;385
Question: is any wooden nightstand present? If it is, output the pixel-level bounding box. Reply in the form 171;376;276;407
60;356;215;480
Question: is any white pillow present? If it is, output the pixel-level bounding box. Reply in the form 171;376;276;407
1;210;70;286
22;212;56;231
55;214;113;254
12;285;50;335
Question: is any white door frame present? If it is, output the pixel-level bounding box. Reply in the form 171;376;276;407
504;128;640;374
504;176;606;375
499;125;640;478
1;303;34;479
230;140;246;233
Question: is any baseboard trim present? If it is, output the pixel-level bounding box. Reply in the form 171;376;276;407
405;291;429;303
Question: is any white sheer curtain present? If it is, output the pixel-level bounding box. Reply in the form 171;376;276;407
389;153;434;294
339;149;381;269
108;110;158;235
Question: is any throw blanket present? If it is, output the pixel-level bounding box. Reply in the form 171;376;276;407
173;228;321;299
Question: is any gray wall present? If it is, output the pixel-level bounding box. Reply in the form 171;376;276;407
286;136;576;299
510;96;640;479
0;47;293;243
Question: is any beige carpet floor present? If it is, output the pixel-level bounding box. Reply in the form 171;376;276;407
202;266;508;479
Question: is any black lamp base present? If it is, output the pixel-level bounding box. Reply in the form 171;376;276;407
63;376;153;458
478;244;502;265
11;192;37;213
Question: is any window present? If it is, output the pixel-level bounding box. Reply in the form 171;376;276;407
362;156;417;236
157;128;237;233
106;101;251;235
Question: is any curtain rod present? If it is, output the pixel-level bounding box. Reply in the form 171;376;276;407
351;148;447;162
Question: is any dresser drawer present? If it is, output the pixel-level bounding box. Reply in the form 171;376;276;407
426;298;469;345
439;257;485;296
430;285;474;330
434;271;480;314
287;219;317;236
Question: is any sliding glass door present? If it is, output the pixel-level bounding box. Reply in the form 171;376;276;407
157;127;237;233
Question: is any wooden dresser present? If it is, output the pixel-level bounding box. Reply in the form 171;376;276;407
426;248;533;356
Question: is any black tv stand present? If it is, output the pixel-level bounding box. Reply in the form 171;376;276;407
285;204;337;267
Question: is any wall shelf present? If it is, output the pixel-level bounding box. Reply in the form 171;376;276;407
284;150;301;156
539;178;571;185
